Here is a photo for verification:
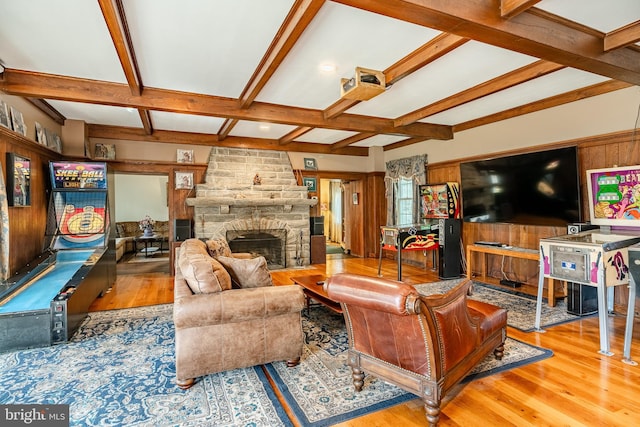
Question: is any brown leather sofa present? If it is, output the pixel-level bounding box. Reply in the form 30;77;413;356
325;274;507;426
173;238;304;389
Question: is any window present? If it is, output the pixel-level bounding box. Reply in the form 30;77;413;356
395;177;415;225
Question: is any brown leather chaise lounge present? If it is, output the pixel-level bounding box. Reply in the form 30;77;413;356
173;238;305;389
325;274;507;426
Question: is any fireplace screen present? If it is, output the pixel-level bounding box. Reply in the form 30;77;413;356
227;229;287;269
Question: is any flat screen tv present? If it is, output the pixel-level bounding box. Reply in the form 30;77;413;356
460;147;580;226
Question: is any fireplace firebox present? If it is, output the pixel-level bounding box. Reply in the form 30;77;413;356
227;229;287;269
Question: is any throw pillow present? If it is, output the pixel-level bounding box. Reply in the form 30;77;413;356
217;255;273;289
116;223;125;238
178;249;232;294
206;238;233;258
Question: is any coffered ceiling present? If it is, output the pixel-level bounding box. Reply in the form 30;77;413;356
0;0;638;156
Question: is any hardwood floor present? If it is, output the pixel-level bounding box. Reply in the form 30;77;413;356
91;254;640;426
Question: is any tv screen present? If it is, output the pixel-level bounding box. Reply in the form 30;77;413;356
460;147;580;226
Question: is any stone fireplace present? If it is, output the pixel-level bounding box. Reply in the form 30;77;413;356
186;148;317;268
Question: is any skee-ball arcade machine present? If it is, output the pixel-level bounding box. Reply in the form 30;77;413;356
0;161;115;352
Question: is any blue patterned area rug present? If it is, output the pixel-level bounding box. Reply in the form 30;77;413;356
264;307;553;427
0;302;552;427
0;304;292;427
414;278;589;332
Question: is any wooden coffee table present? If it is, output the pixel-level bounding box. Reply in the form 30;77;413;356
291;274;342;314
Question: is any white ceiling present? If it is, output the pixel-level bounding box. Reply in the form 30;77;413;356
0;0;638;153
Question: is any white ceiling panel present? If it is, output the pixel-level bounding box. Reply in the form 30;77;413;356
256;2;442;109
47;100;142;128
229;120;298;139
122;0;295;97
0;0;126;82
351;134;406;148
536;0;640;33
295;128;359;145
422;69;610;125
348;41;538;119
151;111;226;134
0;1;637;154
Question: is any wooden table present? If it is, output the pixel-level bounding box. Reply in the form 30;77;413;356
291;274;342;314
466;244;561;306
134;234;164;258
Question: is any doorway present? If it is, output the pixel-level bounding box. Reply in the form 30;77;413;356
114;173;169;271
320;179;344;255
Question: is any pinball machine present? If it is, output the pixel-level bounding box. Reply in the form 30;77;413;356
538;165;640;362
0;161;115;352
378;182;461;280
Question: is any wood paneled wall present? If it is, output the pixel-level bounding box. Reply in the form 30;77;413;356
0;126;62;275
422;129;639;312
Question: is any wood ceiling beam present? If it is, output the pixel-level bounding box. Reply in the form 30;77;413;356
385;32;469;84
453;79;633;132
329;132;375;151
87;124;368;156
26;98;66;126
0;69;452;139
604;21;640;52
499;0;541;19
97;0;142;96
382;136;430;152
323;32;468;121
394;59;565;127
279;126;313;145
310;32;468;147
334;0;640;85
138;109;153;135
217;118;238;141
238;0;325;108
383;79;632;151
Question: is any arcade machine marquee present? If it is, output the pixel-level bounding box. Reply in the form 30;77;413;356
538;165;640;362
0;162;114;353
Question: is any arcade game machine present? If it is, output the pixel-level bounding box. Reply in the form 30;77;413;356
538;165;640;361
377;182;460;280
0;161;115;352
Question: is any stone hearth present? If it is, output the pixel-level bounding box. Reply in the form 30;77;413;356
186;147;317;267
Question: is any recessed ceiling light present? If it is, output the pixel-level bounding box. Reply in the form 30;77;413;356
259;124;270;131
319;63;336;73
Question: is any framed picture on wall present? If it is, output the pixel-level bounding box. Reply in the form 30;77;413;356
175;171;193;190
177;149;194;164
35;122;47;145
304;158;317;170
303;177;316;192
6;153;31;207
9;107;26;136
94;143;115;159
0;100;10;129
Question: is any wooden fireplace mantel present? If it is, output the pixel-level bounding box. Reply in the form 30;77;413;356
186;197;317;208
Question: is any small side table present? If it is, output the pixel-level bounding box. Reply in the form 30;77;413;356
134;234;162;258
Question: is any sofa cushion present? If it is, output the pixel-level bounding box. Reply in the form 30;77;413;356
217;256;272;289
178;240;232;294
